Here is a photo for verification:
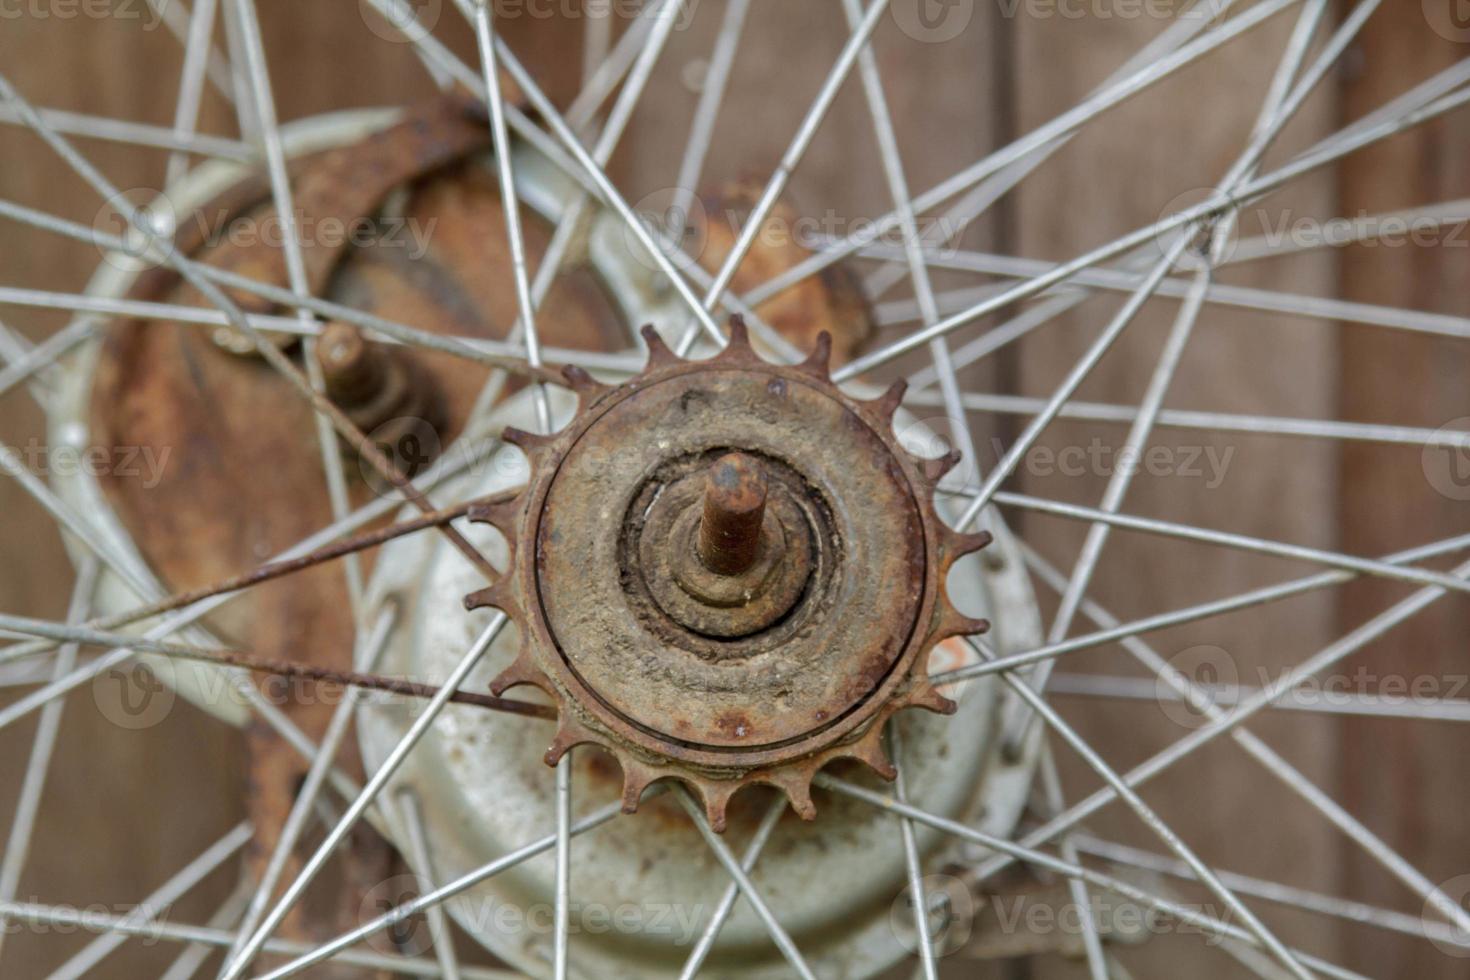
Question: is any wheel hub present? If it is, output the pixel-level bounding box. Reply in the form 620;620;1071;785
465;319;992;829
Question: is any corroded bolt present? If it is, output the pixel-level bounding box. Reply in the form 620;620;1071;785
698;453;768;576
316;321;385;405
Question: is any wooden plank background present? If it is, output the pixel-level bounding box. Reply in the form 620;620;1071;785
1;2;1467;977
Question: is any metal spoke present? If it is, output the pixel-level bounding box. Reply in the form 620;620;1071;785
673;787;817;980
935;530;1470;685
0;104;250;161
964;551;1470;939
814;774;1366;980
1050;672;1470;723
253;797;640;979
963;636;1314;979
146;0;237;102
888;724;938;980
217;614;507;979
0;559;98;968
1037;745;1107;980
229;0;366;616
221;607;397;971
0;899;520;979
900;387;1470;453
45;821;253;980
673;0;891;356
397;790;463;980
991;490;1470;598
1073;835;1470;952
1018;540;1470;938
165;0;221;186
676;794;786;980
553;752;572;980
668;0;750;247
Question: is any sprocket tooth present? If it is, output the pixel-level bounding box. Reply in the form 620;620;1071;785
560;363;609;399
502;426;553;455
545;717;602;766
462;581;515;613
488;650;549;698
725;314;752;351
844;727;897;781
692;779;739;834
467;496;522;535
639;324;681;370
917;449;962;487
797;331;833;380
948;529;993;559
935;607;991;641
755;769;817;822
870;378;908;425
619;760;661;814
905;680;958;716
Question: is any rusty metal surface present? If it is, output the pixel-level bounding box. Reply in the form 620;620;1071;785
86;97;626;963
466;318;991;831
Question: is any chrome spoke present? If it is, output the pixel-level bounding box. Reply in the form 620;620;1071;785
229;0;366;616
814;775;1366;980
0;559;98;968
253;798;638;979
46;821;253;980
221;608;397;972
675;794;786;980
218;615;507;980
397;790;464;980
673;787;817;980
1020;540;1470;937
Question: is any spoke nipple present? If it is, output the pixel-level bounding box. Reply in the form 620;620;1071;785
698;453;768;576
